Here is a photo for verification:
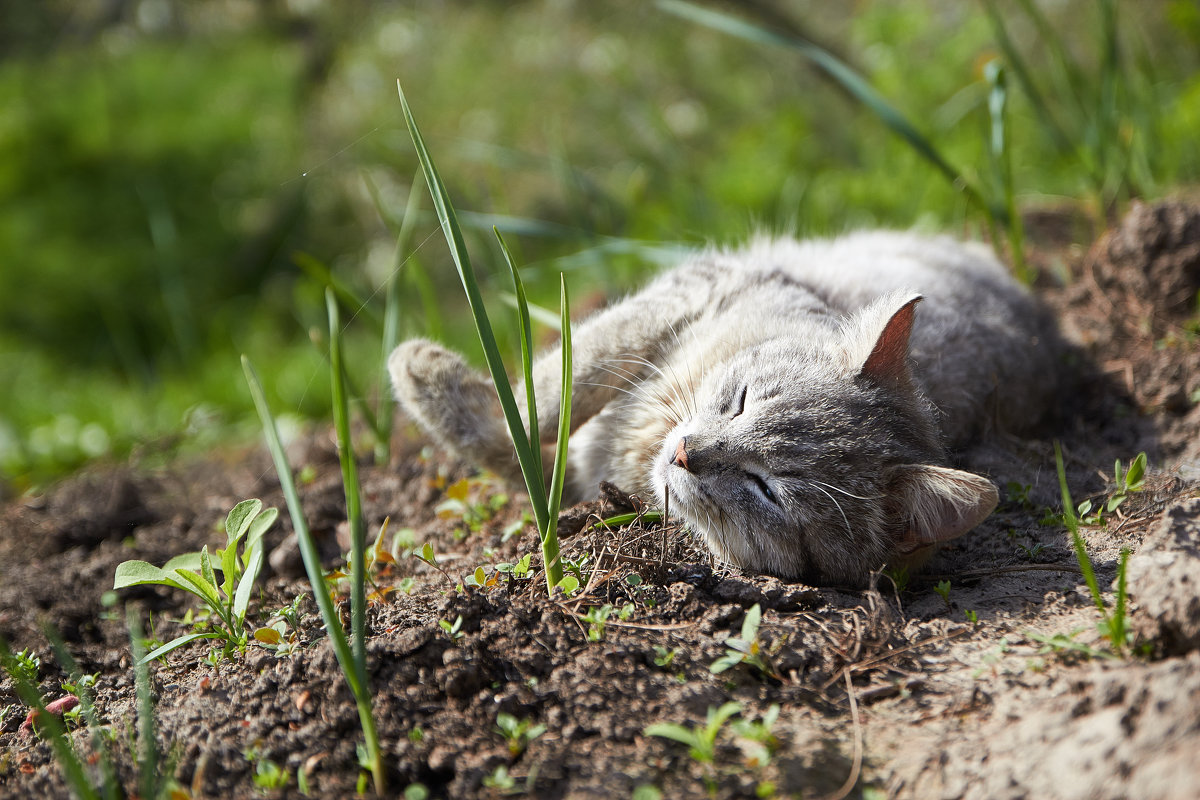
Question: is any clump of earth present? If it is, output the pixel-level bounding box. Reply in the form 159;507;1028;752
2;200;1199;799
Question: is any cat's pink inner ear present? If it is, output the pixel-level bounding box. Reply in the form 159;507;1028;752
890;464;998;553
861;295;922;383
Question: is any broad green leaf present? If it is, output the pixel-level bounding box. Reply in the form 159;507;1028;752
200;546;221;605
226;499;263;548
740;603;762;641
644;722;701;748
173;567;224;613
420;542;435;564
1125;452;1147;490
113;560;189;593
555;575;579;596
233;543;265;628
219;545;238;598
162;552;203;572
709;702;742;730
709;654;741;674
136;633;219;665
246;506;279;549
254;628;282;645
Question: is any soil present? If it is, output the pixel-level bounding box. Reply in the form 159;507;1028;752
3;200;1200;799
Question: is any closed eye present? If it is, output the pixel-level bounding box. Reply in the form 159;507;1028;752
731;385;747;418
746;471;776;504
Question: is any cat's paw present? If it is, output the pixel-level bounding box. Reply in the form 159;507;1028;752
388;339;514;470
388;338;474;411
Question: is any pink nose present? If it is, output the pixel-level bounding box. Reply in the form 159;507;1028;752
671;437;689;471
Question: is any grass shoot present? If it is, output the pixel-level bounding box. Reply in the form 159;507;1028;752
398;81;574;596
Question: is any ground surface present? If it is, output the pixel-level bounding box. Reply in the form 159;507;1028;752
2;201;1200;799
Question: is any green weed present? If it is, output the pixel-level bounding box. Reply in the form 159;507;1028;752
113;499;278;662
1053;442;1133;656
495;712;547;757
399;82;574;598
710;604;777;679
242;356;384;794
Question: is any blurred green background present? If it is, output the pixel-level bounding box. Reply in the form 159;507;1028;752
1;0;1197;492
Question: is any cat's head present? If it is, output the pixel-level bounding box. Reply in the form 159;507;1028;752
650;293;998;586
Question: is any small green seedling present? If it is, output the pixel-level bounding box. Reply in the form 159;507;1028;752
710;604;776;679
10;648;39;683
440;615;464;641
965;609;979;625
253;594;306;656
884;564;911;593
731;704;780;769
496;552;534;579
244;747;290;792
1005;481;1033;509
653;646;678;667
113;499;278;662
581;605;614;642
483;765;517;791
645;702;741;765
1107;452;1147;513
436;476;509;534
1054;442;1132;656
495;712;547;756
933;580;952;608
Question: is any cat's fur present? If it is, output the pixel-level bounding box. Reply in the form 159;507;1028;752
389;232;1061;586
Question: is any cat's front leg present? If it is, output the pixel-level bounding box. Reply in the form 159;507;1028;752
388;339;523;483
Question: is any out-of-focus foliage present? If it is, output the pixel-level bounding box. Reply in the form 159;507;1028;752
1;0;1197;489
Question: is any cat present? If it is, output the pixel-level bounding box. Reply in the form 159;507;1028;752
388;231;1061;586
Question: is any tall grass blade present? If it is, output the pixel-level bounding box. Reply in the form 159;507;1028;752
1053;442;1105;615
543;275;572;591
495;229;542;469
127;611;163;800
327;289;369;687
980;0;1074;155
45;628;120;800
241;355;384;794
397;81;550;531
0;638;99;800
1112;547;1130;653
375;171;425;464
657;0;1003;225
984;61;1030;282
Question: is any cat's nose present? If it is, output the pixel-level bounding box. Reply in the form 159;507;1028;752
671;437;690;471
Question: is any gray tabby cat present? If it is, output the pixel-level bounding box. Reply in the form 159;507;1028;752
389;232;1060;586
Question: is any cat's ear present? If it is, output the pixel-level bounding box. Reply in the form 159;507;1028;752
887;464;998;553
847;292;923;384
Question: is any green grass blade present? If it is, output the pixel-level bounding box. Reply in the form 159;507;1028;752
499;292;562;331
137;632;220;665
241;355;384;794
397;81;550;530
542;275;572;591
45;628;120;800
1054;442;1106;616
127;610;163;800
374;171;424;464
657;0;1002;225
327;288;369;690
0;638;100;800
495;229;541;468
980;0;1074;155
1112;547;1129;653
984;61;1029;282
